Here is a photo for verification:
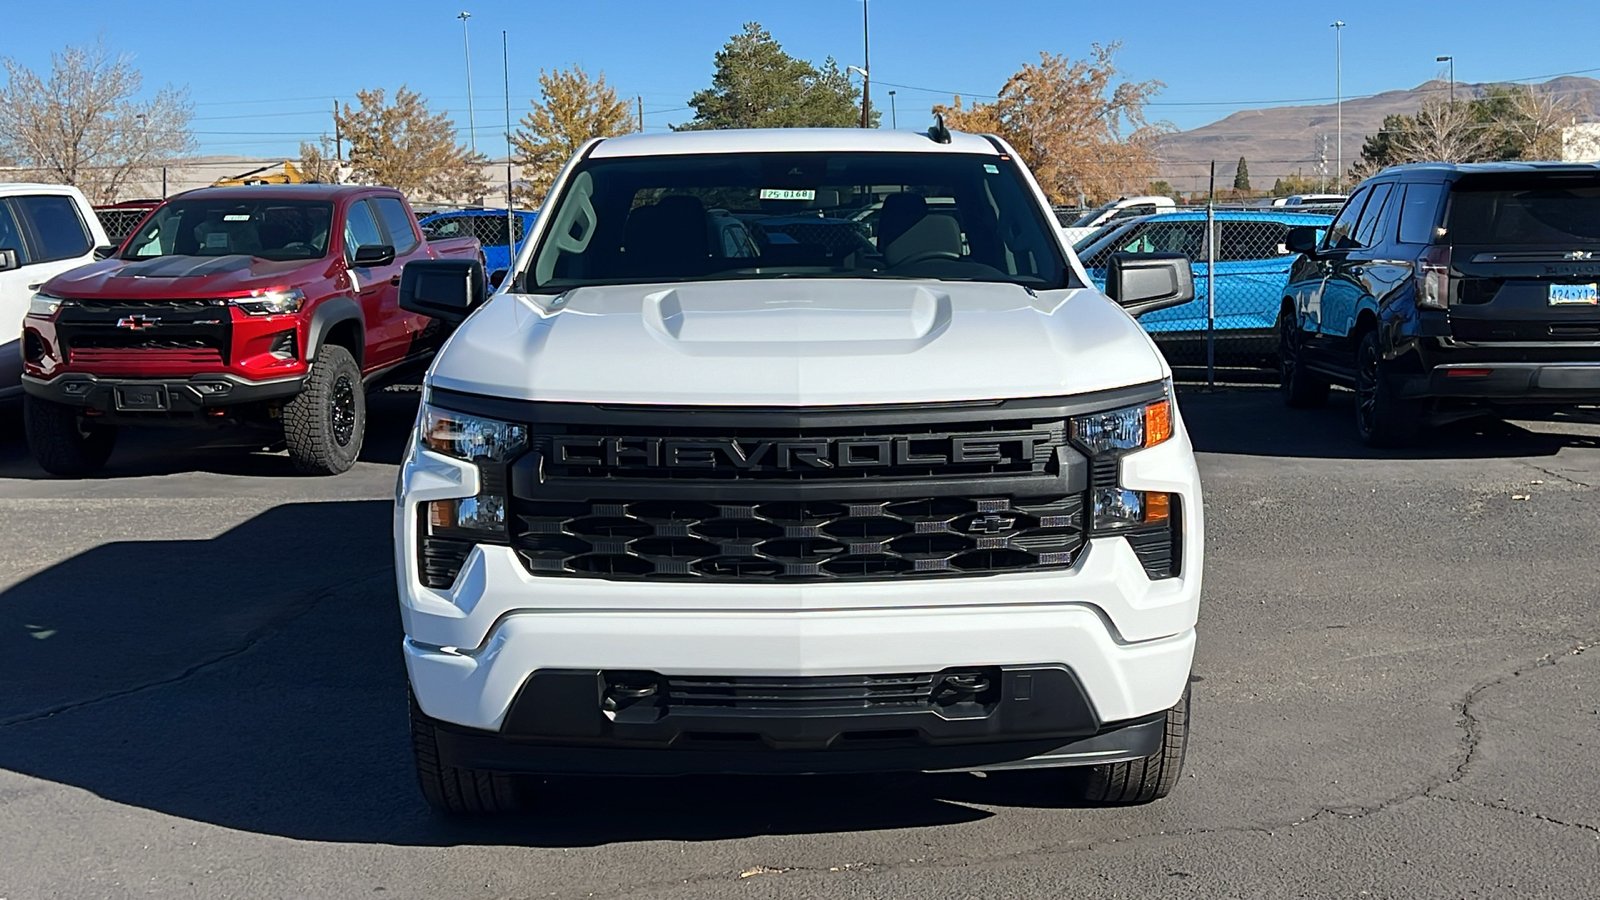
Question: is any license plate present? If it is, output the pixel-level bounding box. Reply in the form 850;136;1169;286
1548;283;1599;306
114;385;169;411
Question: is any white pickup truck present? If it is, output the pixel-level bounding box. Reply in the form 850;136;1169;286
391;125;1205;814
0;184;112;405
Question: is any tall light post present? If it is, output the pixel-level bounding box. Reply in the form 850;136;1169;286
888;89;897;129
859;0;871;128
1436;55;1454;104
458;11;477;156
1332;21;1345;190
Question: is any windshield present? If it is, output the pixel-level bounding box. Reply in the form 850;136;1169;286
1446;174;1600;245
123;198;335;261
525;151;1069;291
1068;201;1118;228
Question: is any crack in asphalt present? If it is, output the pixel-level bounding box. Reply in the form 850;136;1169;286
1519;461;1594;489
0;566;391;729
1432;795;1600;837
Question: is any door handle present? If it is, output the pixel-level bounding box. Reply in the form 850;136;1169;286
389;275;401;286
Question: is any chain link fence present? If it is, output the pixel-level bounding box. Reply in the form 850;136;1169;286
414;204;537;273
1074;208;1334;370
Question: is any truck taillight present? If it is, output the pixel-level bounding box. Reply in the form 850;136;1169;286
1417;244;1451;310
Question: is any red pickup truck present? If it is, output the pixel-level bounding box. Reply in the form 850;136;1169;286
21;184;480;476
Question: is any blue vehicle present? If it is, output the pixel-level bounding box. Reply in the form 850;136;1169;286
418;208;539;275
1074;209;1330;363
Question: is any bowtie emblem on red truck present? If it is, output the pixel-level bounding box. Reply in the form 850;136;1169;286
115;315;161;331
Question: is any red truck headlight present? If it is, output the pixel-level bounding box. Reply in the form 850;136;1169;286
232;288;305;316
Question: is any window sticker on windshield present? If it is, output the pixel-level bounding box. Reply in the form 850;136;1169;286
984;164;999;174
205;232;229;248
223;213;251;222
759;188;815;201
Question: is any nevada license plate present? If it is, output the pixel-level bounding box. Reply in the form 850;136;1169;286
114;385;169;411
1548;283;1599;306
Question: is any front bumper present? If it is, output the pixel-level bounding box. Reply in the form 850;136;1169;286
21;371;305;413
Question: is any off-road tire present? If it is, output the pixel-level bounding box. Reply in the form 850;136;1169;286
410;696;521;815
283;344;365;475
23;394;117;477
1278;308;1329;409
1074;686;1189;805
1354;330;1424;448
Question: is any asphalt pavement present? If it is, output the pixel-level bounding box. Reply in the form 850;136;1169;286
1;384;1597;899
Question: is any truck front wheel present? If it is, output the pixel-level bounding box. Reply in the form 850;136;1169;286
1073;686;1189;805
23;395;117;477
282;344;365;475
410;695;522;815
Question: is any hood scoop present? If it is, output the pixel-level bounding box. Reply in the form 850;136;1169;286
641;283;952;356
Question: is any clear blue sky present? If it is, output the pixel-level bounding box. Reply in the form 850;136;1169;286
7;0;1599;159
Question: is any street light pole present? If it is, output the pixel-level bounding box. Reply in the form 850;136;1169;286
1332;21;1345;190
888;90;897;129
458;11;477;157
1436;55;1454;104
859;0;871;128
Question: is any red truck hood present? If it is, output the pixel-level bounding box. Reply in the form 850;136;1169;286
44;255;335;299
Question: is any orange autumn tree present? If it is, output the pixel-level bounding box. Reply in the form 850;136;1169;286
936;44;1166;206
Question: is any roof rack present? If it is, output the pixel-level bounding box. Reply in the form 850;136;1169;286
927;113;952;145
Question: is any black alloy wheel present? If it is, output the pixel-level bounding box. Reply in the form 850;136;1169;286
331;374;357;447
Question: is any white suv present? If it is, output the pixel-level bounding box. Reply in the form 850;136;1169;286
392;125;1205;813
0;184;112;404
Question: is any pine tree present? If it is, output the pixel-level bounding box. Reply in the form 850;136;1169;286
679;23;873;130
1233;157;1251;192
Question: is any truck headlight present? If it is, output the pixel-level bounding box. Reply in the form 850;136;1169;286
231;288;305;316
27;293;68;318
418;404;528;544
1069;382;1179;552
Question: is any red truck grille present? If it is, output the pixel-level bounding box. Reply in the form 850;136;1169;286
69;343;225;371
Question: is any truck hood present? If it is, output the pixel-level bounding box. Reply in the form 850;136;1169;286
43;255;332;299
428;278;1169;406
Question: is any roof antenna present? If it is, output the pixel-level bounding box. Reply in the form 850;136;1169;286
927;113;952;144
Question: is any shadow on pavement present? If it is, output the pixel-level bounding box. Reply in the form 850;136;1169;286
0;387;420;480
1178;385;1600;460
0;499;1097;846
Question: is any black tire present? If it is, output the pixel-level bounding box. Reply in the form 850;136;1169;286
282;344;365;475
23;394;117;477
1354;330;1424;448
1074;686;1189;805
1278;307;1329;409
410;696;521;815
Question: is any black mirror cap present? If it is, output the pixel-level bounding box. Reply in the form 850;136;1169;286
352;243;397;267
1105;252;1195;318
399;258;487;324
1284;226;1320;257
92;244;117;261
0;248;18;272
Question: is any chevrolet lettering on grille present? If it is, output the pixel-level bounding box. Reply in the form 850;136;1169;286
550;431;1054;472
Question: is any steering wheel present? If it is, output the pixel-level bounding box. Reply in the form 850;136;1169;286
893;249;962;266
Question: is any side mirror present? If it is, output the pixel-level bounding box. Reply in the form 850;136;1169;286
399;258;487;324
352;243;396;268
1105;252;1195;318
1285;226;1320;257
92;244;117;261
0;248;18;272
488;267;509;290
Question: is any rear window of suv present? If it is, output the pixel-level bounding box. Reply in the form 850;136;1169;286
1446;173;1600;245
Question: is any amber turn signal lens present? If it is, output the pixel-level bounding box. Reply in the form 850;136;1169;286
1143;491;1171;524
427;499;456;529
1144;399;1173;447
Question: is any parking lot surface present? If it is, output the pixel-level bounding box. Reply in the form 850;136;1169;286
2;385;1597;899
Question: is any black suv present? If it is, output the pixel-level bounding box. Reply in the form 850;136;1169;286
1278;162;1600;445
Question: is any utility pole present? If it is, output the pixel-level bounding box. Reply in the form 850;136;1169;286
1436;55;1454;104
1332;21;1344;191
459;12;478;157
503;29;514;273
888;90;897;129
332;99;342;161
637;96;644;132
860;0;871;128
